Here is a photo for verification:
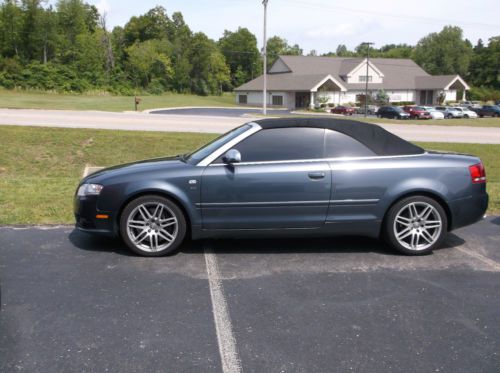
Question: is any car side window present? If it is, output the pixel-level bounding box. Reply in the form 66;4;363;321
325;130;376;158
216;127;325;163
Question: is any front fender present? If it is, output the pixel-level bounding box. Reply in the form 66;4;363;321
98;180;201;229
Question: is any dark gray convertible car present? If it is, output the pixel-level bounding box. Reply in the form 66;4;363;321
74;118;488;256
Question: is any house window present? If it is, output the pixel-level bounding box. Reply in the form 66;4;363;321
272;95;284;106
359;75;373;82
238;94;247;104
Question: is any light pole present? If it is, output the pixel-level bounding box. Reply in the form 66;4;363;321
262;0;268;115
362;42;374;117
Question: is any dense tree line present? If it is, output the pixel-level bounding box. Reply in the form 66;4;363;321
0;1;498;100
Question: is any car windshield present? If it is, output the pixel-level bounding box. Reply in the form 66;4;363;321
186;124;252;164
393;107;404;113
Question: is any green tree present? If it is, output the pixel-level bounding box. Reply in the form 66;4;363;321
266;36;302;69
123;6;171;46
187;32;230;95
0;0;23;57
375;89;389;105
218;27;261;88
125;39;173;89
169;11;192;93
469;37;500;89
413;26;473;76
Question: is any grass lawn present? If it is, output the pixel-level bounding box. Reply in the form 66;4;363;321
0;125;498;225
0;90;236;112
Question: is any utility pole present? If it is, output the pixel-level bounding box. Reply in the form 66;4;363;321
262;0;269;115
363;42;374;117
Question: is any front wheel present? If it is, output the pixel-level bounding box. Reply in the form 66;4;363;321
119;195;187;256
384;196;448;255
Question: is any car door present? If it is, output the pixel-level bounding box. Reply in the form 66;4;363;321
323;130;382;231
200;127;332;230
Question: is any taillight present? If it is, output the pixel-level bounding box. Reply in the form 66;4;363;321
469;162;486;184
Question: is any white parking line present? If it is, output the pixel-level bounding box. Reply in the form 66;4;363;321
456;243;500;272
204;247;242;373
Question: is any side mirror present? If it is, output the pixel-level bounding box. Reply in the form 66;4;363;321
222;149;241;164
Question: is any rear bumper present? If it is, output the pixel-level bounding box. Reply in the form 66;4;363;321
448;193;489;230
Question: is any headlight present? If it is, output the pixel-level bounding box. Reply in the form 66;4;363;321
77;183;104;197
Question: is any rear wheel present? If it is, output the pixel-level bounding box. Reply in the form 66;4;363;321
384;196;447;255
464;114;469;118
119;195;187;256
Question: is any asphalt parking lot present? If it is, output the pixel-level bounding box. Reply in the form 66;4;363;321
1;218;499;372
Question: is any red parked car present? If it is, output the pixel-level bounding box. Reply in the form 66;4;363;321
403;106;432;119
331;106;355;115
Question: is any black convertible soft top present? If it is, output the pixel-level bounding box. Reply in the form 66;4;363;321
254;118;424;156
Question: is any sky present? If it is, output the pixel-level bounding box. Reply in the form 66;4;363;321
81;0;498;54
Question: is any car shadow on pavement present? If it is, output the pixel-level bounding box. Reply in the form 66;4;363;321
490;216;500;226
68;229;466;257
182;233;466;257
68;230;136;257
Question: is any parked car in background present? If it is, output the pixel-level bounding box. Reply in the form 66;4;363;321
454;107;478;119
403;106;432;119
460;101;481;108
356;105;379;115
377;106;410;119
471;105;500;118
74;118;488;256
435;106;464;119
331;106;355;115
421;106;445;120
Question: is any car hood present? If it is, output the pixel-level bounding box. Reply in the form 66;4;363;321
81;155;185;184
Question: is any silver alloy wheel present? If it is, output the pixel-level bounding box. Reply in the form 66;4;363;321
393;202;442;251
126;202;178;253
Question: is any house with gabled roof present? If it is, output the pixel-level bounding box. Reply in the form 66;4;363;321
234;55;470;109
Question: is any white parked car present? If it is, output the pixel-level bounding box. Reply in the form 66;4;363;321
435;106;464;119
422;106;445;120
455;107;478;118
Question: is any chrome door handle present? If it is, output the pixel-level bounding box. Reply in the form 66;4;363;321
308;172;326;180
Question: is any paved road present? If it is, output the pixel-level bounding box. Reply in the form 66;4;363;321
1;108;500;144
150;107;291;117
1;218;499;372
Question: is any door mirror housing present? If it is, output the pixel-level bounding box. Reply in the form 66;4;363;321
222;149;241;164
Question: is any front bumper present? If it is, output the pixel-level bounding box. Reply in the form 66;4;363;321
74;195;116;236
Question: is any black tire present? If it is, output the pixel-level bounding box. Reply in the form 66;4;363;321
464;114;469;118
447;114;453;119
384;195;448;255
119;195;187;257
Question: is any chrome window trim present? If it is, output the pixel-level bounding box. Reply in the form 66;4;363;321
196;122;262;167
207;152;428;167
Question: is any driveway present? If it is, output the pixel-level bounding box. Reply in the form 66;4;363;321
1;108;500;144
1;217;499;372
